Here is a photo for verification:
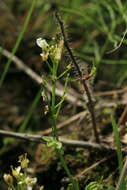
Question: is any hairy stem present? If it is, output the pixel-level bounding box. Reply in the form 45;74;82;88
55;12;100;143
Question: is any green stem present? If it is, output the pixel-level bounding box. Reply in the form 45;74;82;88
51;60;59;139
55;74;69;118
57;66;71;79
49;58;79;189
58;150;79;190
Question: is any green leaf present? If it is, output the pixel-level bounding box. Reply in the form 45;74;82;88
42;136;62;150
85;182;101;190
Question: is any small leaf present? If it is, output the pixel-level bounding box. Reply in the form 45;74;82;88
42;137;62;150
85;181;101;190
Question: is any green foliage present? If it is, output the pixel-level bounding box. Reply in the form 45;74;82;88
43;136;62;150
61;0;127;83
85;181;115;190
85;181;103;190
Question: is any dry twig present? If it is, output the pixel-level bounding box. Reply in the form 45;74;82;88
75;154;114;179
119;105;127;126
95;87;127;96
0;129;123;153
38;110;87;135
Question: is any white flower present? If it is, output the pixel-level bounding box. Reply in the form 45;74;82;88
36;38;49;49
12;166;21;177
25;176;37;186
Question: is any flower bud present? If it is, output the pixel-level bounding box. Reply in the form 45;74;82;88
3;174;13;185
53;38;64;61
18;154;29;169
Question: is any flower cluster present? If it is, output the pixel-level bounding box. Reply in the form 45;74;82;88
36;35;64;62
3;154;43;190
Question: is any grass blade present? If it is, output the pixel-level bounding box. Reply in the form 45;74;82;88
111;116;126;190
0;0;36;87
19;87;42;132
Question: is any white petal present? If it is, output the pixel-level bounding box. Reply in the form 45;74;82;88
36;38;49;49
16;166;21;173
36;38;42;47
27;186;32;190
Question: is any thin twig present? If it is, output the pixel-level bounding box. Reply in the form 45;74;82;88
119;105;127;126
55;12;100;143
106;28;127;54
119;105;127;135
38;110;87;135
1;47;42;84
0;129;123;153
75;154;114;179
95;87;127;96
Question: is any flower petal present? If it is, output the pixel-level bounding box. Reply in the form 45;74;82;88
36;38;49;49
